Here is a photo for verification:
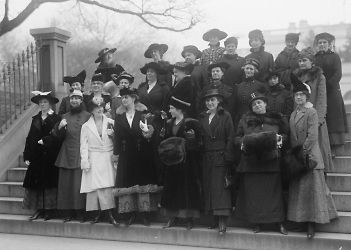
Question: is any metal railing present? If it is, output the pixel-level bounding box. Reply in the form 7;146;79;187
0;42;40;134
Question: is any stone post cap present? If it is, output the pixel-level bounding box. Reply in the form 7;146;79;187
30;27;71;42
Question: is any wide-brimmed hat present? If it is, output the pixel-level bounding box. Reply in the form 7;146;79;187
111;71;134;85
285;33;300;44
158;137;186;166
173;62;194;74
120;87;139;98
140;62;166;75
248;92;267;108
95;48;117;63
169;95;191;111
203;29;227;42
224;36;238;47
244;58;260;69
70;89;83;98
248;29;265;46
290;73;311;94
202;88;224;100
315;32;335;43
31;91;59;104
91;73;104;83
298;47;315;62
181;45;202;59
144;43;168;58
63;70;86;86
208;62;230;72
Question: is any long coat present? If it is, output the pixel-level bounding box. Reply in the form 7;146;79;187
315;50;348;139
23;112;61;189
266;84;294;120
80;115;116;193
160;118;202;211
199;108;234;213
218;54;245;85
138;81;170;116
295;66;334;172
274;47;300;90
113;109;158;188
245;46;274;83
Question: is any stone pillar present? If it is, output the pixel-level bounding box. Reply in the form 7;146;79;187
30;27;71;102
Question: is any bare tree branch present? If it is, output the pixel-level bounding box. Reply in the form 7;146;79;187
2;0;9;22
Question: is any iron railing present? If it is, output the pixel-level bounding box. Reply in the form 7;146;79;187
0;42;40;134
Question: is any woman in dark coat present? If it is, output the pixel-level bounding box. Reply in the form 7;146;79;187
59;70;86;116
233;58;267;129
288;77;338;239
314;32;348;148
245;29;274;83
23;92;61;221
160;96;202;230
235;92;288;235
112;88;159;226
199;88;234;235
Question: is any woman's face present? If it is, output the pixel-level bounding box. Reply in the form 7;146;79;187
251;99;267;114
298;57;313;70
151;50;161;62
169;105;182;118
146;68;157;82
268;76;279;86
118;79;130;89
71;82;82;91
91;81;103;93
244;64;256;78
318;39;330;52
173;68;186;82
184;52;196;64
250;38;262;48
92;106;104;117
225;43;237;55
70;96;82;108
103;52;113;64
211;67;224;80
38;98;51;112
121;95;135;107
294;91;307;106
285;40;296;50
209;36;219;46
205;96;220;111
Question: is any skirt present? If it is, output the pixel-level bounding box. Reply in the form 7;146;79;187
235;172;285;224
86;188;115;211
288;169;338;224
57;168;86;210
23;188;57;210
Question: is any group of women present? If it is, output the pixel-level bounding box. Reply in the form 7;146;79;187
22;28;346;239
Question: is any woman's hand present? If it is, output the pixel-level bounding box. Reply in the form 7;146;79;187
111;154;119;164
160;111;168;120
107;128;114;136
25;160;30;166
58;119;67;129
37;139;44;145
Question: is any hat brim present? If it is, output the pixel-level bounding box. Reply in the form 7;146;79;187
181;48;201;59
140;64;166;75
202;93;224;100
202;30;227;41
31;95;59;105
144;44;168;58
95;48;117;63
207;62;230;72
249;96;267;108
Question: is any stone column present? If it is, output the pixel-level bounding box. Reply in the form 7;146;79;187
30;27;71;102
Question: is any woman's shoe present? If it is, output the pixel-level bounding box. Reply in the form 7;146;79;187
107;210;119;227
28;210;43;221
307;222;315;239
90;212;102;224
126;213;136;226
218;217;227;236
253;224;261;233
142;215;151;227
279;223;288;235
163;217;176;229
186;218;193;230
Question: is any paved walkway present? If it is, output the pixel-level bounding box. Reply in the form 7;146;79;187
0;233;225;250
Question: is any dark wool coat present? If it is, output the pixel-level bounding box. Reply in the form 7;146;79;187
235;111;289;173
274;47;300;90
23;112;62;189
114;110;158;188
191;62;209;91
160;118;202;210
199;108;234;212
157;60;174;87
245;46;274;83
138;81;170;115
58;96;87;116
218;54;246;85
266;84;294;119
95;63;125;83
315;50;348;134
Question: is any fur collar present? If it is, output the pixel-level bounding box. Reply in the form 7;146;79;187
294;66;323;81
199;106;225;118
246;111;283;127
116;102;148;115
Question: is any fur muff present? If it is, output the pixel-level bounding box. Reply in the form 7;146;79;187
243;131;277;156
158;137;186;166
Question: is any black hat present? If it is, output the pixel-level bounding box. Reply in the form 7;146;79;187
63;70;86;86
244;58;260;69
208;62;230;73
158;137;186;166
144;43;168;58
120;87;139;98
315;32;335;43
87;96;105;112
95;48;117;63
266;70;280;81
173;62;194;74
224;36;238;47
111;71;134;85
169;95;191;111
181;45;201;59
140;62;166;75
91;73;104;82
285;33;300;44
248;29;265;46
290;73;311;94
202;28;227;41
248;92;267;108
202;88;224;100
31;91;59;104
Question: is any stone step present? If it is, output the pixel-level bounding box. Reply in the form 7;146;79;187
0;181;24;197
6;168;26;182
332;191;351;212
0;214;350;250
334;141;351;156
0;197;33;215
327;173;351;192
333;156;351;173
316;212;351;234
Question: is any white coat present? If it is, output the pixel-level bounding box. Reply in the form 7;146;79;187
80;115;116;193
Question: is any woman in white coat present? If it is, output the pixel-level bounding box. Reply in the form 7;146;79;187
80;97;118;226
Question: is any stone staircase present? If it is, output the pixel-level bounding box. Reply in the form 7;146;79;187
1;117;351;250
